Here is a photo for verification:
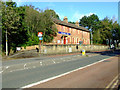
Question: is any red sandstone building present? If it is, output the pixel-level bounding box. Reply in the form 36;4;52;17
52;17;90;45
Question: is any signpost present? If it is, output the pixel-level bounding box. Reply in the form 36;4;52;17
38;32;43;53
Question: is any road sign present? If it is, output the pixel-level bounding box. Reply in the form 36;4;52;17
38;32;43;37
39;37;43;40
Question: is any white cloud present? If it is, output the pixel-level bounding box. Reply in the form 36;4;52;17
71;11;95;22
56;12;64;20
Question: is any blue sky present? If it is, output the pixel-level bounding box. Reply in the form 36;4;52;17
12;1;118;22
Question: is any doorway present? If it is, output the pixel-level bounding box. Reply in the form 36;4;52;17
64;36;66;44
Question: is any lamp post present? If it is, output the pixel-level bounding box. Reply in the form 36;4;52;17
6;28;8;56
5;1;8;56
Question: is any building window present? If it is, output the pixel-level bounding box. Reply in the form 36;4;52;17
57;40;60;44
73;38;74;44
78;30;79;34
77;38;78;43
61;40;63;44
69;28;71;33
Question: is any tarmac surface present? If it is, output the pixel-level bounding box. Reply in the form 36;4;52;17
30;56;119;88
1;49;120;89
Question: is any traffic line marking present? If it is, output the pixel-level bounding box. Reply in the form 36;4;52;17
105;74;119;89
0;71;3;73
21;57;114;88
24;64;27;69
52;60;56;64
6;66;9;69
111;80;118;88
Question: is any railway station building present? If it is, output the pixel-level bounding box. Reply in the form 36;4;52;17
51;17;90;45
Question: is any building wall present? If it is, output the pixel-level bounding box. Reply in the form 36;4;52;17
52;24;90;45
20;44;109;55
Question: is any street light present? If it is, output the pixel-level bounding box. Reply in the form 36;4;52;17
4;0;8;56
90;30;92;45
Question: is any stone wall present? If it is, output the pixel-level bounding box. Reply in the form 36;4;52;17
21;44;109;54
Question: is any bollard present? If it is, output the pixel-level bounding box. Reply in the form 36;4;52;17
82;49;85;56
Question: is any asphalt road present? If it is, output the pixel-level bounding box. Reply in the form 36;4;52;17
2;53;84;66
30;56;119;88
2;50;120;89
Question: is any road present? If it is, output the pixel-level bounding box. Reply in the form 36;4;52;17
2;50;120;89
29;56;119;88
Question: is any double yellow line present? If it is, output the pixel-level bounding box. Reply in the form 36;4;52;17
105;74;120;89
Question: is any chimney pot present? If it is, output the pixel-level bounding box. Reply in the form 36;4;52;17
75;21;79;27
63;16;68;23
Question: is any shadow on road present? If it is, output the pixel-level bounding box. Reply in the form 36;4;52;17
88;49;120;57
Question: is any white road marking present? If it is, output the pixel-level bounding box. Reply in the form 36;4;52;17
33;66;36;68
40;62;42;65
0;71;3;73
6;66;9;69
21;57;114;88
9;70;14;73
52;60;56;64
24;64;26;69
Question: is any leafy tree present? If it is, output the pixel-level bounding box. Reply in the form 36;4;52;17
24;6;58;44
44;9;60;20
68;21;75;24
111;20;120;47
24;5;42;35
79;14;100;44
93;17;119;46
41;9;58;43
79;14;119;45
2;1;28;54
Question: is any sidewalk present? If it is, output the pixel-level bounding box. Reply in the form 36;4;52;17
2;49;112;61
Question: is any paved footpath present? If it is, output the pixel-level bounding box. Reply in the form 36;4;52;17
29;56;119;88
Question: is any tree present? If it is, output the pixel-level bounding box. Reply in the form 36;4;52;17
44;9;60;20
2;1;28;54
79;14;100;44
111;20;120;47
40;9;58;43
93;17;119;46
68;21;75;24
24;6;58;44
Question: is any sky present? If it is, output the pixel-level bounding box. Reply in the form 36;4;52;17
12;0;119;22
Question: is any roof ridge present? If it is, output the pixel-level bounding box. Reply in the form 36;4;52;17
52;18;89;32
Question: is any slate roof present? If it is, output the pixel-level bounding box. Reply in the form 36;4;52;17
52;18;89;32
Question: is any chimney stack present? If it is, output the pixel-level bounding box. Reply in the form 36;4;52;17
63;16;68;23
75;21;79;27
